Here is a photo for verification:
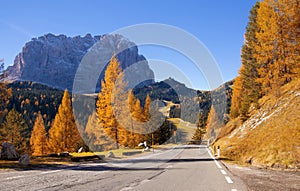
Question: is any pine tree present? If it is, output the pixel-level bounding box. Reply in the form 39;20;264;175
30;114;49;156
232;0;300;120
240;2;261;114
48;89;82;153
1;109;28;154
230;2;261;120
96;55;127;149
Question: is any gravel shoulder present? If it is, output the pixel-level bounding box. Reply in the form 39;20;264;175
223;162;300;191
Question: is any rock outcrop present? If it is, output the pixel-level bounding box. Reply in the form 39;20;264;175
0;142;19;160
107;151;115;158
5;33;154;91
19;154;30;166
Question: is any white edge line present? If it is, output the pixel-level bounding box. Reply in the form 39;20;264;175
220;169;227;175
225;176;233;184
207;148;222;169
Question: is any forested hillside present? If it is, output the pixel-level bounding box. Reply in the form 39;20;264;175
214;0;300;169
7;81;63;131
0;58;178;155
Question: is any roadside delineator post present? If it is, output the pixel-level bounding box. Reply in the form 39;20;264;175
217;146;220;158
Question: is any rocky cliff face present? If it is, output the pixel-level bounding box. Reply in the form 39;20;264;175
5;33;154;91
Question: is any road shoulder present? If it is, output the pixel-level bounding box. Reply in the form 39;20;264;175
222;162;300;191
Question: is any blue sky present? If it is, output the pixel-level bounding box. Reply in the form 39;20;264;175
0;0;257;90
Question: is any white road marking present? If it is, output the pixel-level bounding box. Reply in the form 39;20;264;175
225;176;233;184
214;160;222;169
140;179;150;185
231;189;238;191
207;148;222;169
40;170;62;174
6;175;24;180
119;187;133;191
166;165;173;168
207;148;236;186
220;169;227;175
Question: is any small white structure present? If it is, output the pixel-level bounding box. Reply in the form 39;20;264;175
78;147;83;153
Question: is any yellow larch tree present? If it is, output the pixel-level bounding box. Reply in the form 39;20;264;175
205;105;220;139
255;0;280;95
85;112;115;151
132;99;145;146
255;0;300;96
48;89;82;153
96;55;128;149
230;75;243;119
144;94;151;121
30;114;49;156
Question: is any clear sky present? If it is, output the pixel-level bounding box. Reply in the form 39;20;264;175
0;0;257;90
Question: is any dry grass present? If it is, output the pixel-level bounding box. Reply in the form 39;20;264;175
70;148;143;158
215;79;300;169
216;118;242;141
0;157;72;171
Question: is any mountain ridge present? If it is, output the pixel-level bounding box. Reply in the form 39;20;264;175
4;33;154;91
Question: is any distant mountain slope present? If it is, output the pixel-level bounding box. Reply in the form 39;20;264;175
7;81;63;131
5;33;154;91
215;78;300;169
6;77;233;135
133;78;233;124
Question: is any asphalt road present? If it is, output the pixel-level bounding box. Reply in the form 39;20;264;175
0;144;247;191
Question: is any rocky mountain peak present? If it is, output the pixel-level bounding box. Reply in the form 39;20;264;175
5;33;154;91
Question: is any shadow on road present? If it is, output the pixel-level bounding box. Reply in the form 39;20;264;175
109;157;216;164
0;157;217;172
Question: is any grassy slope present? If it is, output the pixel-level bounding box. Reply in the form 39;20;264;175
215;79;300;169
168;118;196;144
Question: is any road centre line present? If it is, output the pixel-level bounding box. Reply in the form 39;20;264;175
40;170;62;174
6;175;24;180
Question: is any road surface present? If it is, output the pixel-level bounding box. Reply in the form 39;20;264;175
0;144;247;191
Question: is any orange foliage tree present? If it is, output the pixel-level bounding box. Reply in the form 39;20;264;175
30;114;49;156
